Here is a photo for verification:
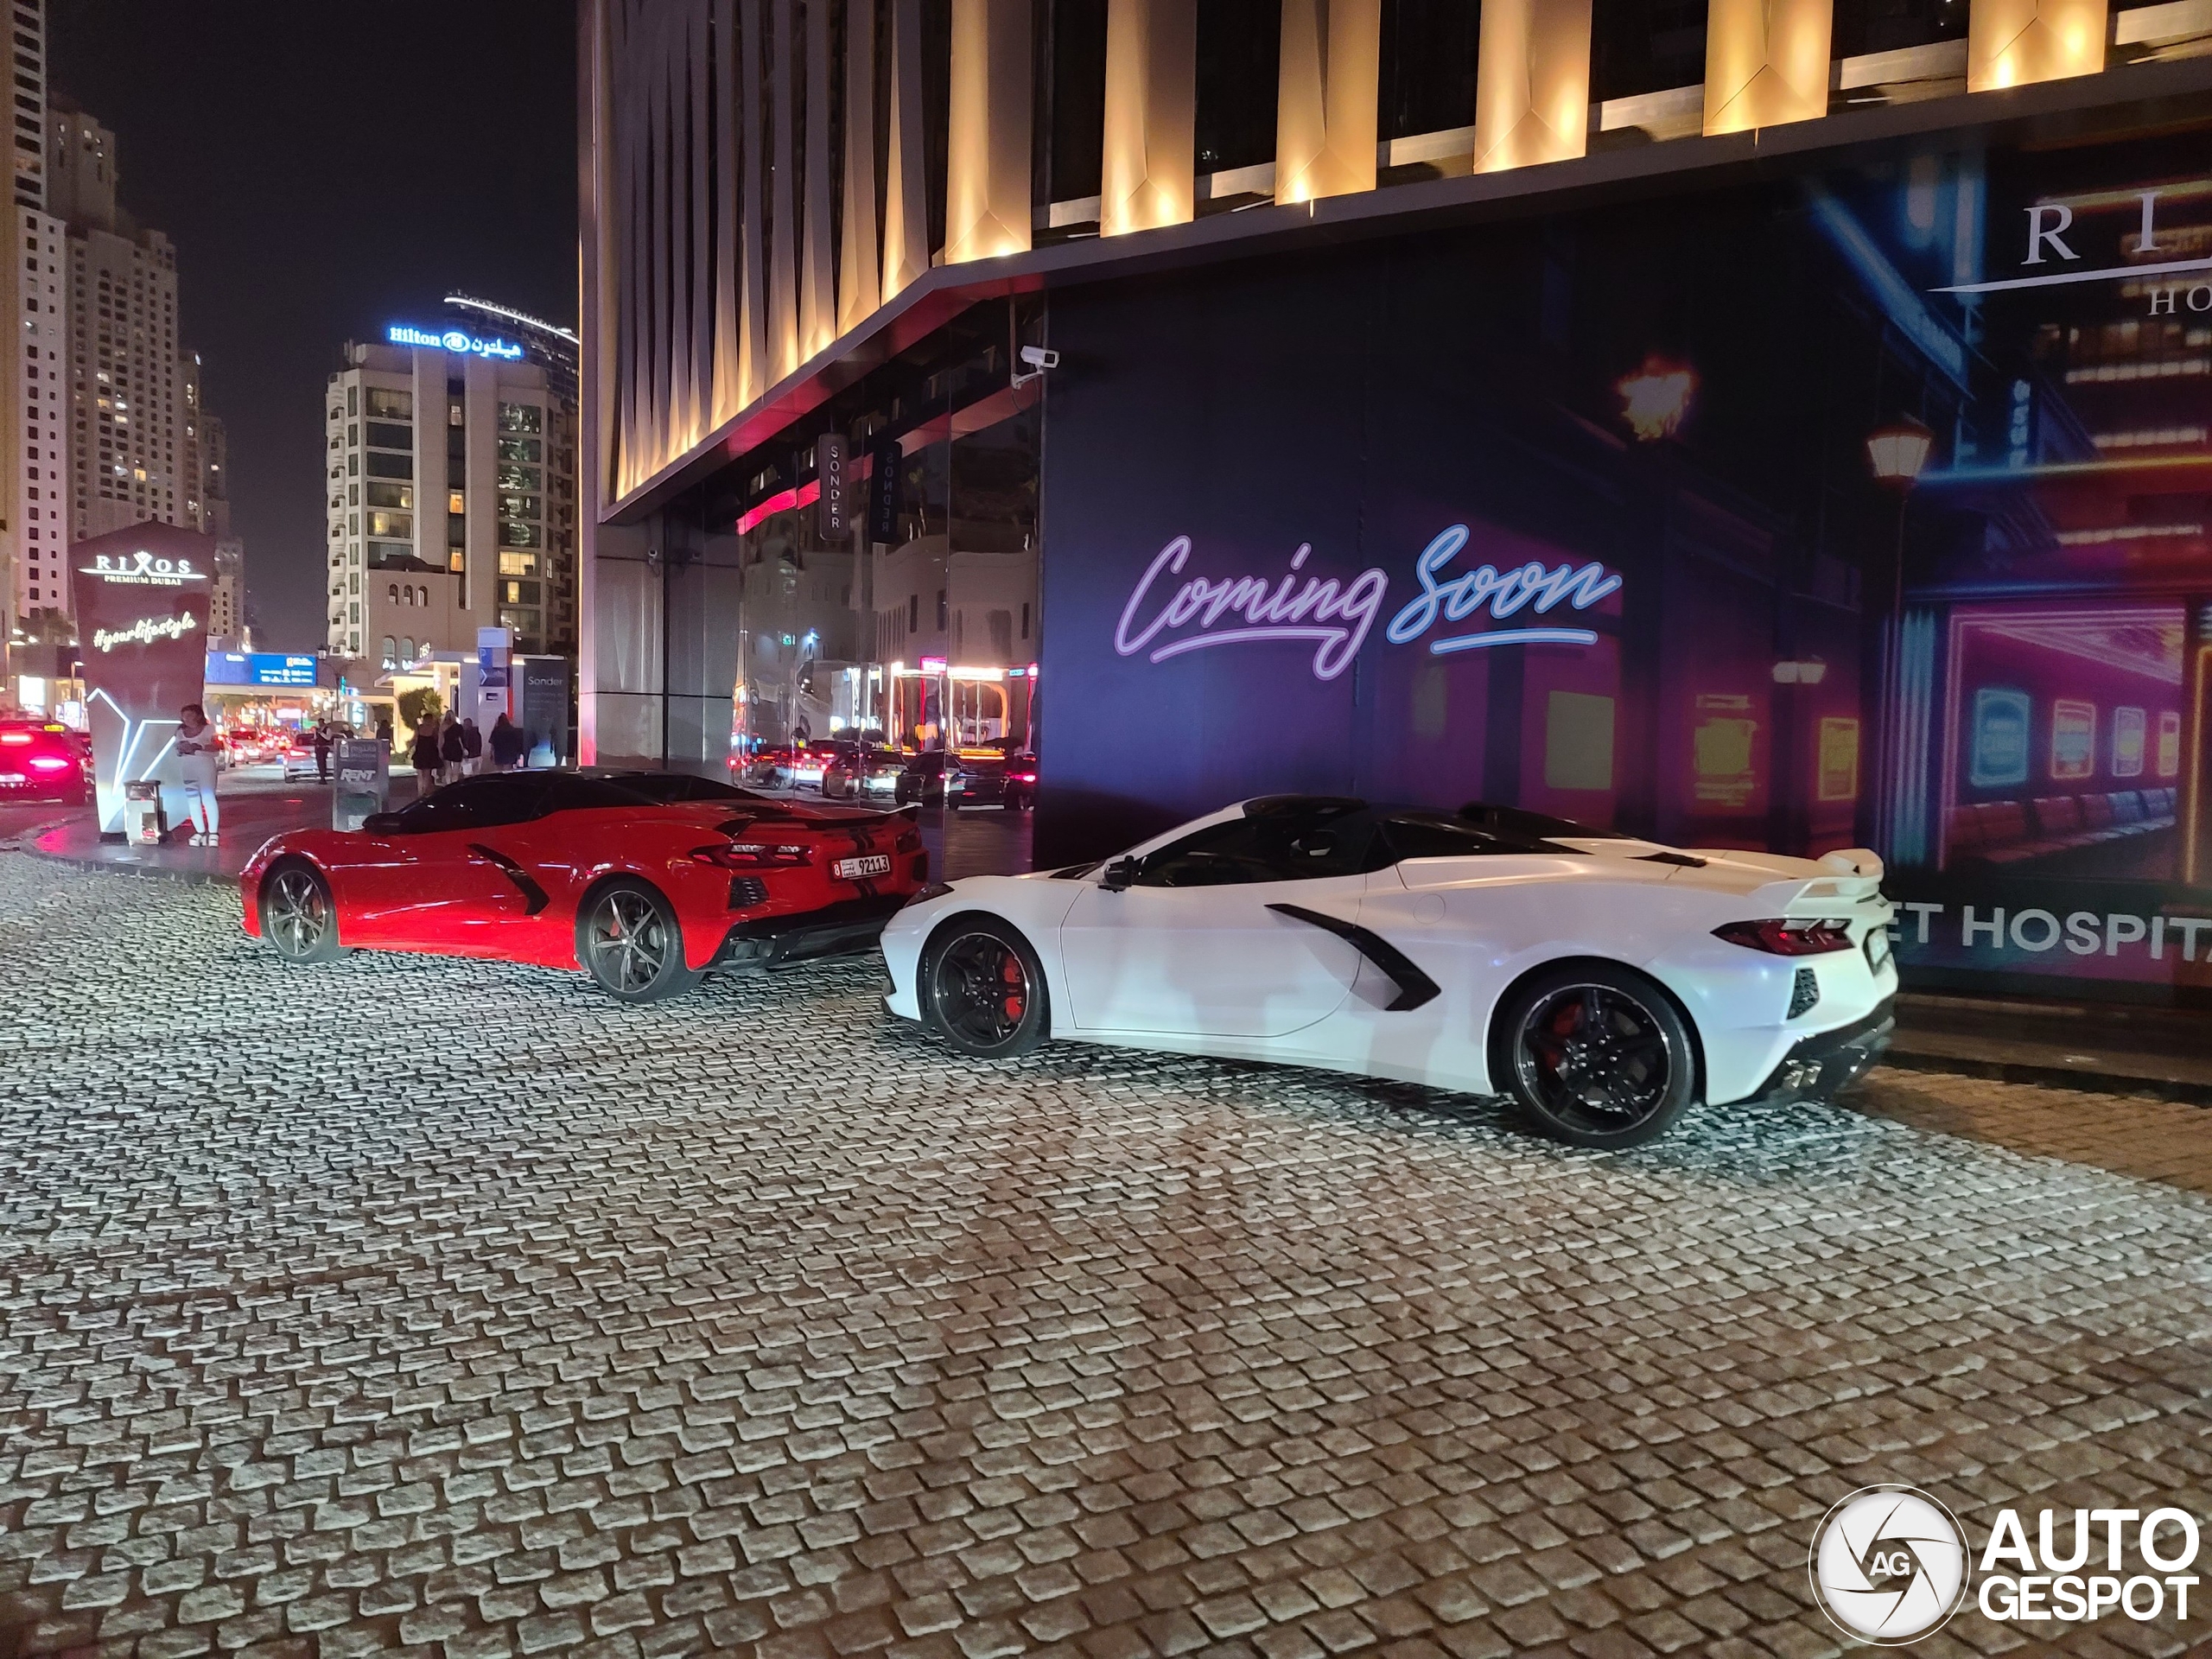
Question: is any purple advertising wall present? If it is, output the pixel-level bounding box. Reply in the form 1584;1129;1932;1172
1035;123;2212;1004
69;523;217;835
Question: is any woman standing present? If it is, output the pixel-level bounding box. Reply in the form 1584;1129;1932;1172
175;702;222;845
409;716;442;799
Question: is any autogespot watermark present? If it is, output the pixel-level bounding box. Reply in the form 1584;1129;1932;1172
1808;1484;2202;1643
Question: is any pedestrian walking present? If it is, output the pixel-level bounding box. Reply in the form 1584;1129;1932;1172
461;717;484;777
409;716;442;798
310;720;333;784
175;702;222;846
440;715;467;785
488;711;525;771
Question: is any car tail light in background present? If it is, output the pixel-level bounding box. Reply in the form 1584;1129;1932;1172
1713;918;1854;956
691;842;813;868
1014;771;1037;784
27;755;69;772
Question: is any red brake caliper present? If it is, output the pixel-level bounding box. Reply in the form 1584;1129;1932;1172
1544;1004;1580;1077
1001;956;1025;1022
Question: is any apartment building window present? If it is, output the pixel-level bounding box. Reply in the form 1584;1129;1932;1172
497;402;542;434
365;387;412;420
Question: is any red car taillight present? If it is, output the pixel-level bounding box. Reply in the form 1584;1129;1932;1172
0;733;29;747
690;841;813;868
1713;918;1854;956
28;754;69;772
1014;772;1037;784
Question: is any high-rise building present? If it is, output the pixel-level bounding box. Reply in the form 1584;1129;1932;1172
54;100;185;548
324;333;569;667
442;297;581;656
197;405;243;642
0;0;64;638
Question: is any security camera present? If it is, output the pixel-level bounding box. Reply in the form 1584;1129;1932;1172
1012;344;1059;390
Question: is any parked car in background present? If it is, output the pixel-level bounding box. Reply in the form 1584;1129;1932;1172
743;740;840;791
242;769;929;1001
281;733;322;782
883;795;1896;1147
893;748;1033;810
823;745;906;801
0;719;89;804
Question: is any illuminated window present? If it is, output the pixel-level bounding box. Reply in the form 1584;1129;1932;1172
1817;718;1861;803
1543;692;1616;791
2050;700;2096;781
2158;709;2183;778
1969;689;2031;788
2113;707;2146;779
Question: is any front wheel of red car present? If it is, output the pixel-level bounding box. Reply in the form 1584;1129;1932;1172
922;918;1047;1058
577;879;702;1003
260;861;345;964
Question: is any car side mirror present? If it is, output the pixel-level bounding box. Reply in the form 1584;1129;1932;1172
1100;856;1140;892
361;811;403;835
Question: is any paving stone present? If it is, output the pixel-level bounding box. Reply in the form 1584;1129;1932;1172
0;852;2205;1658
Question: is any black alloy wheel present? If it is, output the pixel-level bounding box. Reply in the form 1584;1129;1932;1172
578;879;702;1002
260;862;344;963
1498;965;1696;1147
924;918;1047;1058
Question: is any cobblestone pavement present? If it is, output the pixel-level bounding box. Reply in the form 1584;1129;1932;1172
2;852;2209;1659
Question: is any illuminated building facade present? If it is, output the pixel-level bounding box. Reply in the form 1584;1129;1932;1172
0;0;59;646
580;0;2212;1003
321;334;574;664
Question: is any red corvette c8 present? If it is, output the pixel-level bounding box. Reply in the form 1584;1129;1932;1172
240;770;927;1001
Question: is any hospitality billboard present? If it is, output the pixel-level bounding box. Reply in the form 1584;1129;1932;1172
1037;123;2212;1002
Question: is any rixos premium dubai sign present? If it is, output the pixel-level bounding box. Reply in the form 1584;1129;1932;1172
70;527;216;836
1114;524;1623;683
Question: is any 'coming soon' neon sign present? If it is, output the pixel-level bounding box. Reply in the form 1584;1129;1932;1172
1115;525;1623;683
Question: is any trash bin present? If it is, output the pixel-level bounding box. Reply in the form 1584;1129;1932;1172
125;779;165;846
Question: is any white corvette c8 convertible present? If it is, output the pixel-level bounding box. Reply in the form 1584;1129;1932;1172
880;796;1897;1147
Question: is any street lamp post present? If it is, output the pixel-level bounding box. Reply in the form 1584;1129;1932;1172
1866;416;1934;857
1866;415;1932;622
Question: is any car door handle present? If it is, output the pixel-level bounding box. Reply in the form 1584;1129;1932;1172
1267;904;1440;1012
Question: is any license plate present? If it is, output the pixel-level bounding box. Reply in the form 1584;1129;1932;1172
0;772;22;785
834;854;891;880
1865;928;1892;974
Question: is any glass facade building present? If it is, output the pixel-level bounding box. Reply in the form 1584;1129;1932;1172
580;0;2212;1003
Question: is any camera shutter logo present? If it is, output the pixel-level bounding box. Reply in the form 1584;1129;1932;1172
1809;1485;1970;1643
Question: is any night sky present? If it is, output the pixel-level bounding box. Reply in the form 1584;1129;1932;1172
50;1;579;650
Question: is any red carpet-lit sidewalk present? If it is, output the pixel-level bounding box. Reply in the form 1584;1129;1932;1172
14;775;334;885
